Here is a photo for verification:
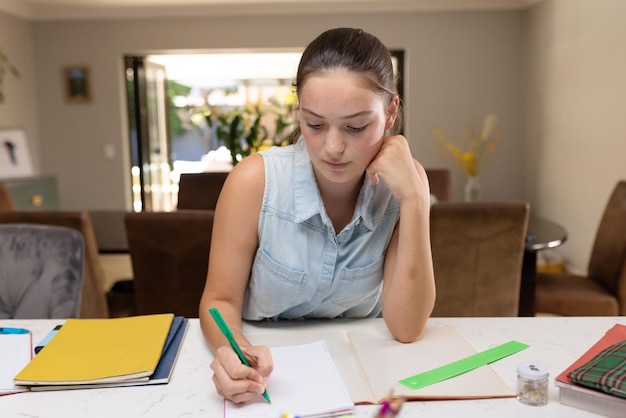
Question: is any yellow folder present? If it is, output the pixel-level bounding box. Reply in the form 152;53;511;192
14;314;174;385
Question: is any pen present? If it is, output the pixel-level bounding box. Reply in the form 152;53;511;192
209;307;271;404
35;324;62;354
375;391;404;418
0;327;30;334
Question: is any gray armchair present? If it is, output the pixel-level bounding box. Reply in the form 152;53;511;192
0;224;84;319
0;211;109;318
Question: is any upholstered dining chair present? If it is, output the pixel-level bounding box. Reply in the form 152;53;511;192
176;172;230;210
535;180;626;316
0;211;109;318
0;224;84;319
178;169;446;207
425;168;452;203
125;210;215;317
0;182;16;211
430;201;530;317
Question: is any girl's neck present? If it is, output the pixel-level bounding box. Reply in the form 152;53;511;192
315;172;363;233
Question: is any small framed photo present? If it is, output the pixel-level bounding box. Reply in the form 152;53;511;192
63;66;91;103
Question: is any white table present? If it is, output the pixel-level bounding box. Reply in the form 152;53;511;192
1;316;623;417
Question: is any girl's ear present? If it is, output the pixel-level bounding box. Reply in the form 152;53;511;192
385;95;400;130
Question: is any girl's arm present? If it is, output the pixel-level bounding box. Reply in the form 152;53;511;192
367;135;436;343
198;154;273;403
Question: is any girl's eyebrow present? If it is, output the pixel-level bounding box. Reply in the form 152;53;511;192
300;107;373;120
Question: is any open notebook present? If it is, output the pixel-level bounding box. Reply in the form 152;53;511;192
245;323;515;407
225;341;353;418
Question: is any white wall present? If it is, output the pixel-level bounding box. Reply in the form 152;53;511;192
525;0;626;270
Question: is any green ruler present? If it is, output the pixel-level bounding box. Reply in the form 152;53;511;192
399;340;529;390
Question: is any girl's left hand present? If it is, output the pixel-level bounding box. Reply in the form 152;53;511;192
365;135;429;204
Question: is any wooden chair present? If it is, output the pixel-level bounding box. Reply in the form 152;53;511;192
176;172;230;210
125;210;215;317
425;168;452;202
0;224;84;319
535;180;626;316
430;201;530;317
0;182;16;211
0;211;109;318
178;170;448;207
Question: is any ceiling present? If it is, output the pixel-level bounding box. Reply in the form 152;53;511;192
1;0;542;21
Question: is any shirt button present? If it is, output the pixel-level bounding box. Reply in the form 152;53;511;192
356;218;361;226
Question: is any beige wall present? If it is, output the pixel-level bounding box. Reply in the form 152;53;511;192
1;0;624;271
31;11;526;209
0;12;39;170
525;0;626;270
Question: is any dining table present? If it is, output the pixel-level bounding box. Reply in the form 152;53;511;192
1;316;623;417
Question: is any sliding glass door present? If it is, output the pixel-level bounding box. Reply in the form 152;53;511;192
124;56;174;212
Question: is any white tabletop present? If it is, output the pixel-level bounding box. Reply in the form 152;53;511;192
1;316;623;417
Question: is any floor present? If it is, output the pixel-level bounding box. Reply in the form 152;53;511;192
99;254;133;293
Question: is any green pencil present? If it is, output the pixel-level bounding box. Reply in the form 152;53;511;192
209;307;271;403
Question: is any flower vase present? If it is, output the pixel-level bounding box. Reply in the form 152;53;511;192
464;176;480;202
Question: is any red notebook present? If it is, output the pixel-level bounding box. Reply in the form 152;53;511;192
556;323;626;385
555;323;626;418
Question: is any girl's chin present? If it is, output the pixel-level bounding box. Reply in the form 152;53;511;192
320;169;364;185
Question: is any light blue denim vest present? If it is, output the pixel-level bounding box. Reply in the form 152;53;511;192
242;139;400;320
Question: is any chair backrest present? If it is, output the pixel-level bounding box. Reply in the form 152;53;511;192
125;210;215;317
178;170;447;206
587;180;626;310
425;168;452;202
0;224;84;319
0;182;16;211
176;172;230;210
430;201;530;317
0;211;109;318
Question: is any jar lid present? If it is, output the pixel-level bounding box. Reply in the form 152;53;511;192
517;362;549;380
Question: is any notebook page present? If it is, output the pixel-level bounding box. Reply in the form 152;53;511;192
225;340;354;418
248;328;373;403
0;332;32;395
348;325;515;402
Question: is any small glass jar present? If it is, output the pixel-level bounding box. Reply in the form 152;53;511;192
516;362;549;406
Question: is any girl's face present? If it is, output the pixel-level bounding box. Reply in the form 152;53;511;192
298;69;397;186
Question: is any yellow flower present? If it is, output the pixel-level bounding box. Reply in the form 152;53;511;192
252;139;275;154
461;152;478;176
432;114;500;177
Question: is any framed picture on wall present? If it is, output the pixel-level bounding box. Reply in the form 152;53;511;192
0;128;34;179
63;66;91;103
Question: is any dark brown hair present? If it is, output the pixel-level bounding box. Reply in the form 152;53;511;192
290;27;403;142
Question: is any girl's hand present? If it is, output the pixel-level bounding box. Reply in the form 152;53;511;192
366;135;429;205
210;344;273;404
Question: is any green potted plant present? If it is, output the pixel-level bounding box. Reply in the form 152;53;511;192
0;48;20;103
206;99;295;166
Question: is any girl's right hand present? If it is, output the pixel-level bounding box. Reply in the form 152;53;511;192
210;344;273;404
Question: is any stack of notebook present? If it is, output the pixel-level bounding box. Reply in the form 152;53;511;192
13;313;188;391
555;323;626;418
